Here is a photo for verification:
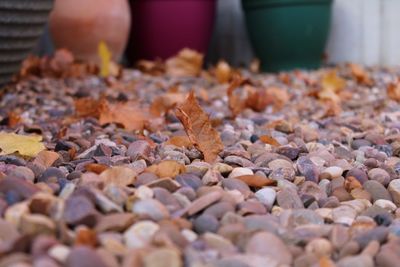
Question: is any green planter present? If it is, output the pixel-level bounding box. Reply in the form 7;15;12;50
242;0;332;72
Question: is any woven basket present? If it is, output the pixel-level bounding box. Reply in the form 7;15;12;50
0;0;53;85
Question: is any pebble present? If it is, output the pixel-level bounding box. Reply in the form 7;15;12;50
368;168;391;186
254;188;276;208
276;188;304;209
127;140;152;160
305;238;333;257
143;248;182;267
388;179;400;205
63;195;99;227
337;254;373;267
95;213;135;232
332;206;357;225
131;199;170;221
65;246;107;267
320;166;344;180
8;167;35;183
297;157;320;182
245;231;292;265
374;199;397;213
48;244;71;263
175;174;202;190
193;214;219;234
20;214;56;236
285;209;324;228
228;167;254;179
0;177;39;200
363;180;392;202
123;220;160;248
346;168;368;184
187;191;222;216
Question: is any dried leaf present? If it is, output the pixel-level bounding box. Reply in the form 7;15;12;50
99;166;137;186
388;82;400;101
136;59;165;76
0;133;45;157
146;160;186;178
345;176;362;191
74;97;102;118
85;163;109;174
7;111;22;128
323;99;342;117
349;63;372;85
150;92;186;116
215;61;232;83
99;101;150;131
321;70;346;93
249;59;260;73
176;92;224;163
245;86;270;112
75;227;97;247
235;175;276;187
259;135;281;146
165;136;193;148
33;150;60;168
227;76;250;117
98;41;112;77
263;87;290;111
166;48;203;77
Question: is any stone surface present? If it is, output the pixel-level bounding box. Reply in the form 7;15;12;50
245;232;292;265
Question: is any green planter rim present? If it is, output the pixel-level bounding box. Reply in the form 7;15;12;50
243;0;332;9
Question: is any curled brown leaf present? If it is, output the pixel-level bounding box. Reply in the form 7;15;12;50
175;92;224;163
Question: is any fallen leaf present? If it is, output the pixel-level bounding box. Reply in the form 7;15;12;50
323;99;342;117
175;92;224;163
146;160;186;178
345;176;362;191
166;48;203;77
245;86;270;112
98;41;112;77
74;97;102;118
99;166;137;186
33;150;60;168
318;70;344;116
0;133;45;157
150;92;186;116
227;76;250;117
259;135;281;146
85;163;109;174
99;101;150;131
215;60;232;83
249;58;260;73
321;70;346;93
349;63;372;86
263;87;290;111
136;59;165;76
388;82;400;101
165;136;193;148
75;227;97;247
319;256;336;267
235;175;276;187
7;111;22;128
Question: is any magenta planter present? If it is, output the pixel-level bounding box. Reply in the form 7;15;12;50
128;0;216;62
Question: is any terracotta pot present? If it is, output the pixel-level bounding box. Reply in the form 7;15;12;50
128;0;216;62
49;0;131;63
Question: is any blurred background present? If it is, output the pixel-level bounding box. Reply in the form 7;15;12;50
3;0;400;85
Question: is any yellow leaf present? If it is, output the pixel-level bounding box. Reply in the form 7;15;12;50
98;41;112;77
322;70;346;93
0;133;45;157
